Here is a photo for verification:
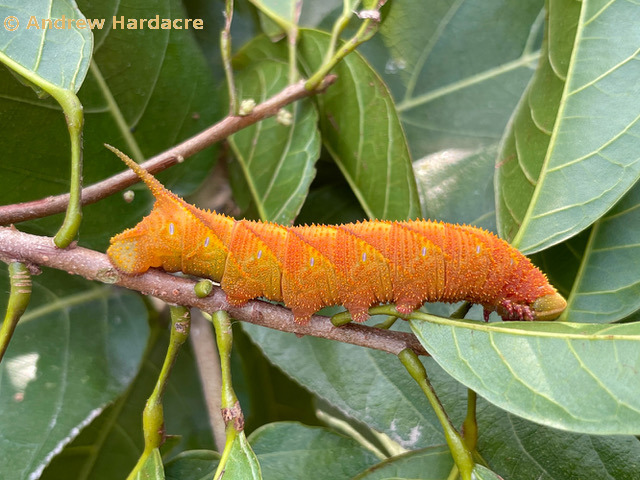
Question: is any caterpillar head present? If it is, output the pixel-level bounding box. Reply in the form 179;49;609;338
531;292;567;321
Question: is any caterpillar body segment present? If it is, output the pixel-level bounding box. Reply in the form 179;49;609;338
106;146;567;324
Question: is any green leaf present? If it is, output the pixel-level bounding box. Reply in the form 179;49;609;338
221;432;262;480
415;145;498;232
411;317;640;434
299;30;420;221
561;183;640;323
0;269;149;480
229;58;320;224
497;1;640;253
0;0;92;94
241;324;467;449
165;450;220;480
355;445;454;480
478;399;640;479
376;0;543;158
249;422;379;480
39;324;215;480
230;30;418;222
134;449;165;480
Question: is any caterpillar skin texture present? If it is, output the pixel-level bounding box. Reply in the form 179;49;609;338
106;147;567;324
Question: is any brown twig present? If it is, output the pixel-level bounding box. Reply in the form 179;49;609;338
0;227;427;357
0;76;337;226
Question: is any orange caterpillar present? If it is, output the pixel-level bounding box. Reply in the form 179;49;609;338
106;146;566;324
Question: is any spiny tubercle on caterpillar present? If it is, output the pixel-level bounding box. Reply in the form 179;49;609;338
105;145;567;324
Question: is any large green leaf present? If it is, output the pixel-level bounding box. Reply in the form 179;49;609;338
478;400;640;479
249;422;379;480
229;57;320;224
299;30;420;221
39;325;215;480
375;0;544;159
411;317;640;435
242;324;468;449
561;182;640;323
231;31;419;222
0;269;149;480
497;0;640;253
0;0;92;93
0;0;221;250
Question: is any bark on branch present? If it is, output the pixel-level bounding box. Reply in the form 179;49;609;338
0;227;428;357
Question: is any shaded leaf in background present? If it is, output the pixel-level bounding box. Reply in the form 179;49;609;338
241;324;468;450
249;422;379;480
560;182;640;323
229;55;320;224
411;318;640;435
531;229;589;302
498;0;640;253
165;450;220;480
478;400;640;480
40;323;215;480
374;0;544;159
231;324;321;435
0;269;149;480
414;145;498;232
230;30;418;222
299;30;420;221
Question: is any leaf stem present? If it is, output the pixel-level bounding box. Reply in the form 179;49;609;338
222;0;238;114
127;305;191;479
306;4;381;90
210;310;246;479
462;389;478;451
0;52;84;248
0;262;31;362
398;349;475;480
325;0;359;62
331;304;410;326
52;89;84;248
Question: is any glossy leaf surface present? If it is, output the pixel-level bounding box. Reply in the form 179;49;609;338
411;317;640;434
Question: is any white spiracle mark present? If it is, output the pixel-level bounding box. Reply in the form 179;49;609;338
421;246;427;256
310;257;315;266
204;237;210;247
169;223;175;235
257;250;262;259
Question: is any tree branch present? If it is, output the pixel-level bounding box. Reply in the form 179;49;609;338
0;76;337;226
0;227;427;357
